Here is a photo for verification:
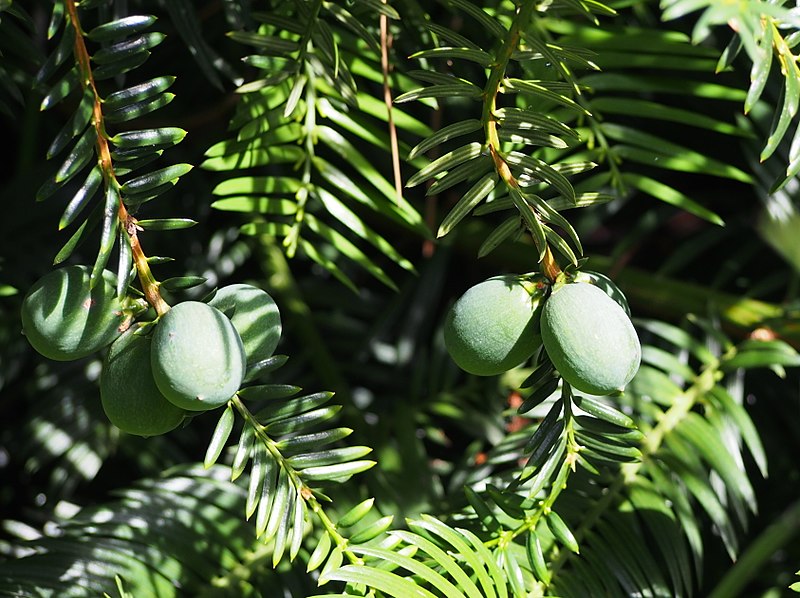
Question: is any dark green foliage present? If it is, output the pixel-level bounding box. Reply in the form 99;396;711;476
3;0;800;597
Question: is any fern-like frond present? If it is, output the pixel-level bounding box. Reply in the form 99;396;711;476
201;364;376;568
660;0;800;188
399;314;799;596
398;0;614;271
552;22;752;225
206;1;426;291
0;465;256;596
540;318;800;595
310;515;511;598
35;1;193;300
15;359;115;499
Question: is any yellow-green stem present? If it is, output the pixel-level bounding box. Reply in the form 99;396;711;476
482;2;561;280
229;394;363;565
486;390;581;552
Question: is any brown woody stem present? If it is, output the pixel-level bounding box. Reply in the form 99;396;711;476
541;245;561;282
65;0;169;316
482;2;562;280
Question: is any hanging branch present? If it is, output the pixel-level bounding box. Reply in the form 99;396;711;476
64;0;169;314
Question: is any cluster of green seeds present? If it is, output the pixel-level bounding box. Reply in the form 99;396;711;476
443;271;641;395
21;266;281;436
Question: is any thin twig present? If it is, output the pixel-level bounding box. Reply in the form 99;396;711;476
422;107;441;258
380;7;403;203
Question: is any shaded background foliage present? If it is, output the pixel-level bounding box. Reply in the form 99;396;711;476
1;0;800;596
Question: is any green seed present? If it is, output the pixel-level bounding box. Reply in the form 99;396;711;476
541;281;641;395
444;274;546;376
151;301;246;411
21;265;126;361
101;326;185;437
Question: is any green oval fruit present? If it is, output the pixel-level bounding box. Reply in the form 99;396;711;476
573;270;631;316
20;265;126;361
101;325;185;437
207;283;281;364
444;274;546;376
541;281;641;395
151;301;246;411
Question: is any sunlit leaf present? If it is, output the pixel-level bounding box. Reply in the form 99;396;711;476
622;173;724;225
437;173;498;237
408;119;482;160
86;15;157;42
59;166;103;229
407;143;484;188
203;406;235;470
135;218;197;231
104;76;175;110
